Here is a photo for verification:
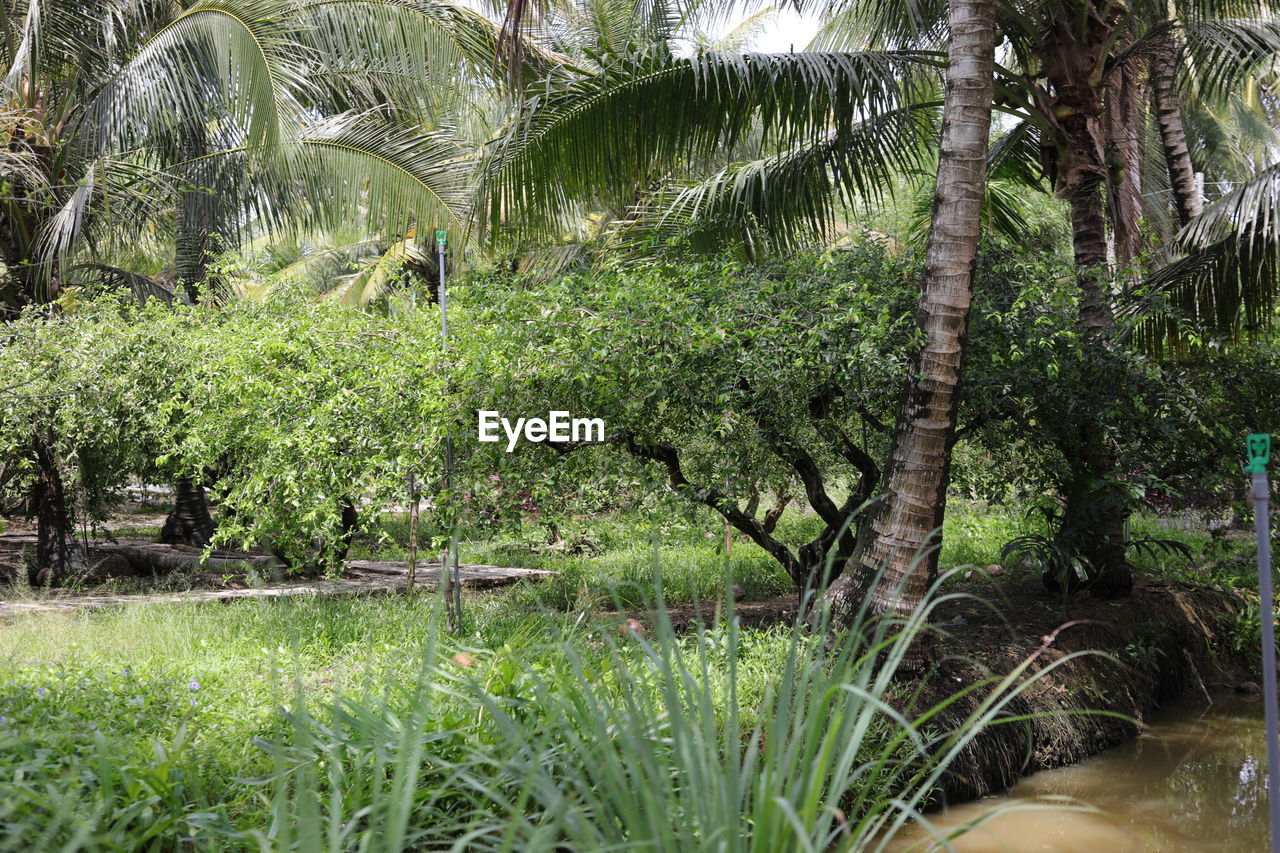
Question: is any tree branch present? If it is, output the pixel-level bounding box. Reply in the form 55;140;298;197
618;431;804;584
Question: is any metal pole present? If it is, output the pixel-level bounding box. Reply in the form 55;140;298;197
407;473;419;591
1249;434;1278;853
723;476;733;557
437;231;463;631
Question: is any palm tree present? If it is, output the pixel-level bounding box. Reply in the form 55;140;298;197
972;3;1280;593
484;0;1280;627
823;0;998;651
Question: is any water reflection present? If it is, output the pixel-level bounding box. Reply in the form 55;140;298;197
892;696;1269;852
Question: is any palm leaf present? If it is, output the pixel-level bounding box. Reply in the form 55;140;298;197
85;0;312;157
1181;18;1280;102
608;104;937;256
266;114;473;243
325;236;432;305
479;48;942;241
1125;162;1280;352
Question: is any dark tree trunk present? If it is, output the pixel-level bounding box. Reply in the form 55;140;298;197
335;497;359;563
30;431;84;584
1040;3;1135;598
159;476;216;547
1066;187;1134;596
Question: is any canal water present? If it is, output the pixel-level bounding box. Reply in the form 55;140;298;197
893;695;1268;852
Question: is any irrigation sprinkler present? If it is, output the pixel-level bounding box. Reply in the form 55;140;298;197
437;230;463;631
1248;433;1278;853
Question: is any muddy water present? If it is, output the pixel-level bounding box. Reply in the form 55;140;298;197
892;696;1269;852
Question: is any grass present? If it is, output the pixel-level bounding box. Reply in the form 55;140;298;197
0;586;804;840
0;498;1241;849
354;499;1030;611
0;578;1073;851
0;524;1089;853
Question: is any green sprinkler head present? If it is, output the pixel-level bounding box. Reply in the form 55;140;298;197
1246;433;1272;474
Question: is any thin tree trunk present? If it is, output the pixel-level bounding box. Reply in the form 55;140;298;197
824;0;998;654
30;430;84;584
1149;23;1202;227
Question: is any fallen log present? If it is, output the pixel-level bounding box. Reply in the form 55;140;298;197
94;542;280;575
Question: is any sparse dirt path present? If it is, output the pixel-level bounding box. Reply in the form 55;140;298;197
0;560;554;615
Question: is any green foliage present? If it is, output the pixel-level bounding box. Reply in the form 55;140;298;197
1120;620;1168;673
0;0;501;310
0;290;450;570
1223;595;1268;658
1002;489;1192;594
448;246;915;575
151;289;449;568
961;245;1280;519
0;298;173;524
0;574;1082;850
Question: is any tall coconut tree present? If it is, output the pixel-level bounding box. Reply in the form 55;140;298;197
492;0;1280;610
822;0;997;645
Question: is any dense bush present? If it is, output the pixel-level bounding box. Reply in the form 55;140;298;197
448;246;917;585
2;245;1276;578
0;291;449;569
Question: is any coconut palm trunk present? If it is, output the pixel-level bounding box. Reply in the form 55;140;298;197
158;132;220;548
1041;1;1135;596
824;0;998;646
159;475;216;547
174;132;217;304
1149;22;1202;227
1066;180;1134;595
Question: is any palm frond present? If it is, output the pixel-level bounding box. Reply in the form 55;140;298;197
905;177;1035;246
325;236;431;305
32;152;175;283
798;0;947;49
85;0;312;157
2;0;107;101
266;113;473;243
479;48;942;241
1125;162;1280;352
608;105;937;256
692;6;777;52
987;118;1045;188
68;262;179;304
300;0;516;111
1182;18;1280;103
